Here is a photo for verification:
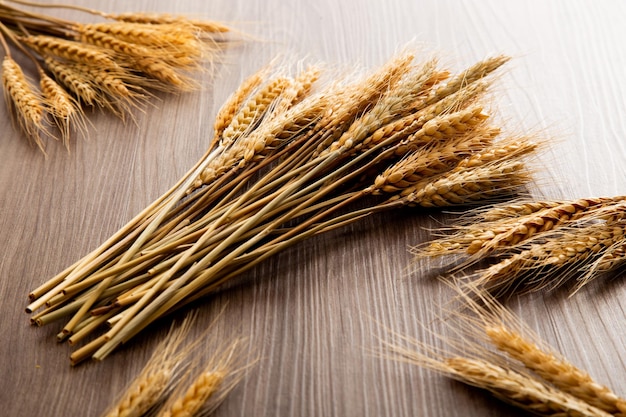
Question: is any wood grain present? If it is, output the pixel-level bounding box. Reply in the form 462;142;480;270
1;0;626;416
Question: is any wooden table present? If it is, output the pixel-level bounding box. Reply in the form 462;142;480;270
2;1;626;415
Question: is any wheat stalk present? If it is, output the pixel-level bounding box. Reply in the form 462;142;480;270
486;325;626;415
445;357;612;417
2;55;47;153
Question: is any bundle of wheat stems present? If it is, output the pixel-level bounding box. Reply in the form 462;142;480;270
387;286;626;416
100;314;251;417
416;196;626;295
0;0;231;153
27;49;540;364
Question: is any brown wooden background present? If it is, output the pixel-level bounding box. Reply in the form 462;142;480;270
2;1;626;416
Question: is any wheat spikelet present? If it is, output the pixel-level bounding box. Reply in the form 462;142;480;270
393;105;489;156
103;368;170;417
154;334;251;417
444;357;612;417
486;326;626;415
476;200;567;222
77;27;159;58
135;57;196;90
2;57;46;153
21;35;115;68
453;137;538;170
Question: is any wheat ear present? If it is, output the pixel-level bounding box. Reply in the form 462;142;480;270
2;56;46;153
445;357;612;417
212;67;266;144
39;69;85;148
486;325;626;416
157;338;249;417
20;35;116;67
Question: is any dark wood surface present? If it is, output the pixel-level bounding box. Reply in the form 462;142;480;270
2;1;626;416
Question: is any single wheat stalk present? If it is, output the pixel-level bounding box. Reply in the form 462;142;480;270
444;357;612;417
2;56;47;153
20;35;117;68
486;325;626;416
39;69;85;148
156;338;250;417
